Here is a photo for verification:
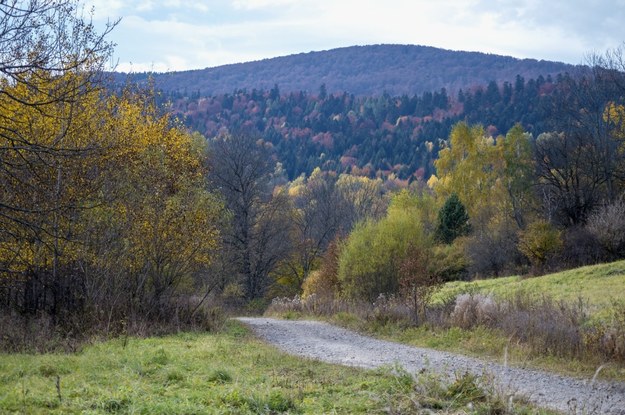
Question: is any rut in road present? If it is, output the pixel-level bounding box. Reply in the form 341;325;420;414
237;317;625;414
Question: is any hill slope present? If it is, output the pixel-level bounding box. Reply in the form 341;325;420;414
437;260;625;316
121;44;577;96
164;71;569;180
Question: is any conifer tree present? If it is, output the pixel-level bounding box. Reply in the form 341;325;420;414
436;193;470;244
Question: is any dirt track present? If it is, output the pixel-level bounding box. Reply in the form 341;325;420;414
237;317;625;414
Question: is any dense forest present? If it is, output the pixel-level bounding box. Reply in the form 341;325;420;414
163;72;574;181
120;44;575;96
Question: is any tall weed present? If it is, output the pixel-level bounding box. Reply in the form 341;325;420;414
267;291;625;365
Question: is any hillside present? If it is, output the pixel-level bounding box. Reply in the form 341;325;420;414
112;44;584;182
436;260;625;316
163;72;574;180
120;44;577;96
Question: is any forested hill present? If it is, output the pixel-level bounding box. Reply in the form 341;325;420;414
164;73;583;181
120;44;576;96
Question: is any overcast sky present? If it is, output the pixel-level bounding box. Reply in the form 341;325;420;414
87;0;625;73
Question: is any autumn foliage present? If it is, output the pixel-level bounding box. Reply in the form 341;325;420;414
0;76;222;324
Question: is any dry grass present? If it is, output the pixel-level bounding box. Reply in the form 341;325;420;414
0;303;227;354
267;288;625;378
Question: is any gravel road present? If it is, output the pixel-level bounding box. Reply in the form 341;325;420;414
237;317;625;414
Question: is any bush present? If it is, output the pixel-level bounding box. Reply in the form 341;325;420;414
369;294;413;328
518;220;562;273
586;197;625;259
0;313;85;353
450;293;499;329
301;237;342;299
584;300;625;362
338;207;426;301
432;241;469;281
0;298;228;353
465;223;523;278
499;293;587;358
449;291;625;363
559;226;604;268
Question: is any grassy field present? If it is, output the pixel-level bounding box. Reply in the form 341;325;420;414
434;260;625;315
0;321;553;414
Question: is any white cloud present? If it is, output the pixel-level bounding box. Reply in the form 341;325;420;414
85;0;126;16
110;13;301;71
136;1;155;12
231;0;306;10
92;0;625;72
473;0;625;57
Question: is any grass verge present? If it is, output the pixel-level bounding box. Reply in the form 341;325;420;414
0;321;554;414
345;321;625;382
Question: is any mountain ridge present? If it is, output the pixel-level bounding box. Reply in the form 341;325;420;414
118;44;579;97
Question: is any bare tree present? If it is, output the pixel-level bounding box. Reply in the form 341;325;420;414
534;131;603;225
586;197;625;259
465;222;522;278
208;133;292;300
276;171;350;294
336;174;387;227
399;244;443;325
539;50;625;225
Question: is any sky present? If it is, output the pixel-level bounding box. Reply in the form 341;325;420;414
86;0;625;73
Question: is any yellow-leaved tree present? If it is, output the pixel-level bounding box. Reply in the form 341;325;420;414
79;93;223;323
0;2;226;345
433;123;495;216
0;78;223;325
433;122;535;228
0;72;107;316
432;122;536;277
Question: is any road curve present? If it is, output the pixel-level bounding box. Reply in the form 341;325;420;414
237;317;625;414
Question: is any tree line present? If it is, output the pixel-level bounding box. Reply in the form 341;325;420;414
0;1;223;345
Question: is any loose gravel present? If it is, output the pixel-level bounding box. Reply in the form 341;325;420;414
237;317;625;414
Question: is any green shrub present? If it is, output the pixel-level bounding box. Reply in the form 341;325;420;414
338;191;432;301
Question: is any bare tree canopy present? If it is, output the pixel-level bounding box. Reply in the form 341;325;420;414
208;133;292;300
0;0;117;101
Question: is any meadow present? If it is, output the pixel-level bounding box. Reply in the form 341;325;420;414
434;260;625;316
0;321;555;414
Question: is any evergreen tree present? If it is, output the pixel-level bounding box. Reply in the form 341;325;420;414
436;193;470;244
